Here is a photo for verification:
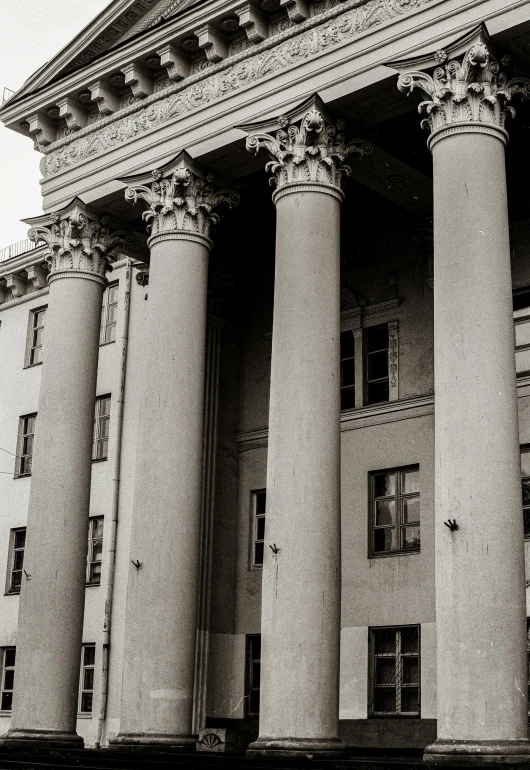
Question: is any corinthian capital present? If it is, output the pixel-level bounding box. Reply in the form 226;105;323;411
239;94;372;197
119;151;240;245
24;199;132;285
389;25;530;146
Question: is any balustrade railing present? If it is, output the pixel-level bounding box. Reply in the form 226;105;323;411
0;239;40;263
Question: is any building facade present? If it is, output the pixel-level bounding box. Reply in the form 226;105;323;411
1;0;530;764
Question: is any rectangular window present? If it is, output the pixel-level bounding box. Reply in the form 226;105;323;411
522;447;530;539
92;396;111;461
100;282;118;345
340;330;356;410
0;648;15;712
6;528;26;594
86;517;103;585
16;414;36;477
78;644;95;714
370;625;420;717
370;466;420;556
251;490;266;568
246;635;261;717
514;290;530;376
365;324;389;405
26;306;46;366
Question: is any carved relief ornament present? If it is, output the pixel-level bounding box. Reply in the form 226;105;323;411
24;199;132;285
391;26;530;148
120;150;240;245
241;94;372;199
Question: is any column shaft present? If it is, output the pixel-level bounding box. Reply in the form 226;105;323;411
6;274;104;745
250;186;342;754
432;130;528;745
113;233;209;746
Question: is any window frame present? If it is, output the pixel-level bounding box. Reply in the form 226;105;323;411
86;517;103;586
100;281;119;346
369;465;421;558
250;490;266;570
78;644;96;716
24;305;47;368
513;288;530;378
521;445;530;540
369;625;421;719
15;413;37;478
245;634;261;717
92;395;111;462
5;527;26;595
0;647;16;713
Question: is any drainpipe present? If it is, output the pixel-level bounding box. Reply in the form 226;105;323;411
95;258;132;748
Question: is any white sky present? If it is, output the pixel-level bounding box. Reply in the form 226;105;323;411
0;0;110;249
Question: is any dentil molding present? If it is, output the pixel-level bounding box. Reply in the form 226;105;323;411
40;0;434;178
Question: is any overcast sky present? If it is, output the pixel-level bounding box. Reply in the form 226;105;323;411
0;0;110;248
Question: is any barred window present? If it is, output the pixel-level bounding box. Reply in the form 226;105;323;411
370;626;420;717
370;466;420;556
78;644;95;714
246;635;261;717
0;648;16;712
6;528;26;594
251;490;266;568
86;518;103;585
92;396;111;461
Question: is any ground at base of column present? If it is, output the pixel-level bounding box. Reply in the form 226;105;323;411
246;735;345;758
0;727;84;750
424;739;530;765
108;732;197;752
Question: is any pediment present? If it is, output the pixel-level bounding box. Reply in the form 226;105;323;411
7;0;201;104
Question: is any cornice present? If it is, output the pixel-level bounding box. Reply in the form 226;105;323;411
39;0;435;178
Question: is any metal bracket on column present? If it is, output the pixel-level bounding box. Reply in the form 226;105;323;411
444;519;459;532
131;559;142;570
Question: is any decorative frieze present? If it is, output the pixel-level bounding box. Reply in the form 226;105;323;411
40;0;434;177
121;151;240;242
394;28;530;145
25;199;131;284
242;94;372;194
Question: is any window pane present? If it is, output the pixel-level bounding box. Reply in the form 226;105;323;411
26;416;35;434
250;636;261;658
375;500;395;526
256;493;266;515
98;439;108;459
84;646;95;666
375;658;395;685
401;687;419;713
368;351;388;381
1;692;12;711
249;690;260;714
341;359;356;387
99;419;110;439
524;509;530;539
403;657;419;685
13;551;24;570
4;650;16;667
367;380;389;405
515;321;530;348
256;517;265;540
83;669;94;691
366;326;388;352
402;497;420;524
11;572;21;590
341;388;356;410
402;526;420;550
14;531;25;549
522;452;530;477
251;662;261;688
374;629;396;654
401;628;419;654
340;331;355;359
373;687;396;713
4;670;14;690
108;285;118;303
516;349;530;374
402;469;419;494
254;542;264;566
374;473;395;498
89;563;102;583
104;325;116;344
374;528;396;553
523;480;530;508
21;456;32;474
92;518;104;539
81;693;93;713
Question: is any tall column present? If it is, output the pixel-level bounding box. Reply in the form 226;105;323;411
110;152;238;750
241;96;370;758
394;29;530;764
1;201;128;748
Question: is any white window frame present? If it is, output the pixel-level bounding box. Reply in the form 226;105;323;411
369;625;420;718
86;517;103;585
24;305;47;368
0;647;16;712
92;396;111;462
369;465;420;557
15;413;37;477
250;490;266;569
5;527;26;595
78;644;95;715
100;282;119;345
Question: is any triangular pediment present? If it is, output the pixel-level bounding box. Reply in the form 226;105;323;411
6;0;201;105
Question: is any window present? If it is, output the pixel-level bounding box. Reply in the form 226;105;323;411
78;644;95;714
370;466;420;556
370;625;420;717
92;396;111;461
365;325;389;405
26;306;46;366
514;290;530;376
251;490;266;568
16;414;36;477
6;528;26;594
100;282;118;344
0;648;15;712
86;518;103;585
339;319;399;411
522;447;530;539
246;635;261;717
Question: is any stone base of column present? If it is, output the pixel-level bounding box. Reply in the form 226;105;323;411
0;728;83;750
108;733;197;752
424;739;530;765
246;737;345;758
